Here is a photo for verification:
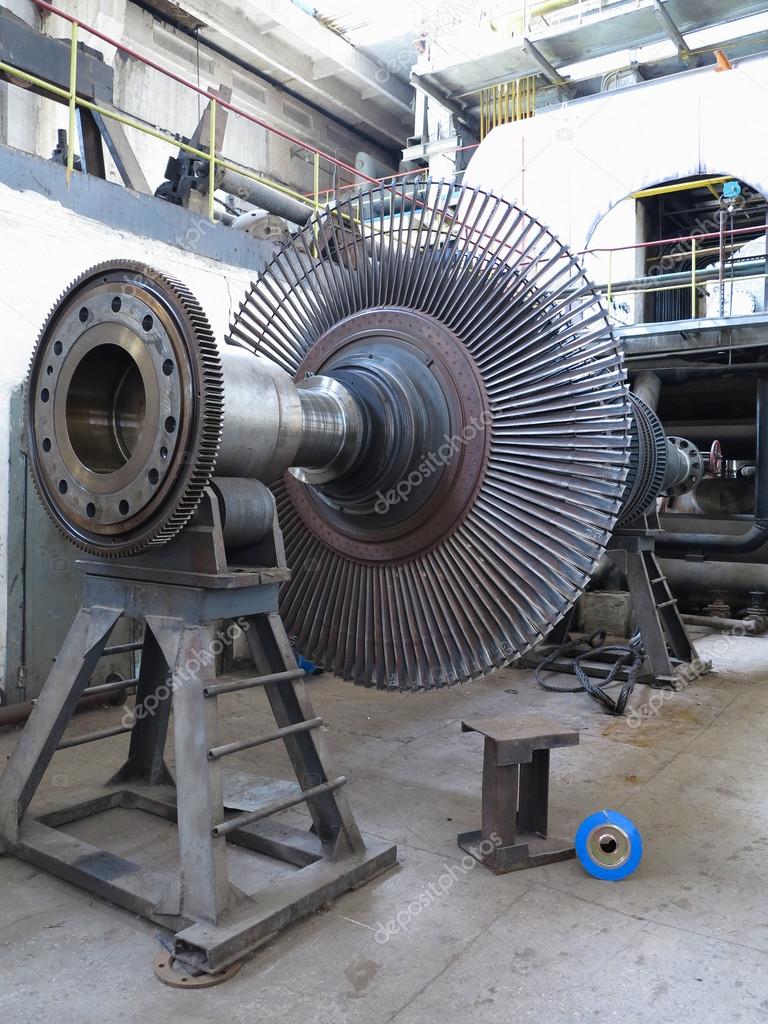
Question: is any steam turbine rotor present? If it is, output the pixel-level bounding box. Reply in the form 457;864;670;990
229;181;633;689
27;182;701;691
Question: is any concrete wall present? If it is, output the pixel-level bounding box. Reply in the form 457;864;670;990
465;54;768;299
0;0;394;197
0;178;258;682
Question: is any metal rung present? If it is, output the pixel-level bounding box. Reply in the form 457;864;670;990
204;667;305;698
650;576;666;584
656;598;678;609
57;724;133;750
207;717;323;761
82;676;138;698
212;776;346;837
101;640;143;656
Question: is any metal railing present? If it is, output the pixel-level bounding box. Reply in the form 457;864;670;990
0;0;388;220
582;221;768;320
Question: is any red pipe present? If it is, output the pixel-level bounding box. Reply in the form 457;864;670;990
29;1;757;270
579;220;768;256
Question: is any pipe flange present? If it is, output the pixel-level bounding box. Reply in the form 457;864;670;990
26;262;223;556
665;436;704;497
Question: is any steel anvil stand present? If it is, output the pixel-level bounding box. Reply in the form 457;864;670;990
0;491;395;976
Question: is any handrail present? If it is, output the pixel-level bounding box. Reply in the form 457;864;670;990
7;0;386;219
580;221;768;319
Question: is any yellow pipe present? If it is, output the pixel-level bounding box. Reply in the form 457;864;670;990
313;151;320;209
208;97;216;223
607;273;768;298
631;177;730;200
76;98;312;206
691;237;697;318
67;22;78;186
0;60;69;98
0;55;359;225
76;98;215;162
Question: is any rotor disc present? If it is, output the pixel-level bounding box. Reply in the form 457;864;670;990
229;181;631;690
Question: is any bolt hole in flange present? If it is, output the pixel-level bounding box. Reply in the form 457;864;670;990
598;834;618;854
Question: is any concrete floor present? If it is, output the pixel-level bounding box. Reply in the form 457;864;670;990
1;630;768;1023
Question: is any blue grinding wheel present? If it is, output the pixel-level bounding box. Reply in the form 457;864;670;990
575;810;643;881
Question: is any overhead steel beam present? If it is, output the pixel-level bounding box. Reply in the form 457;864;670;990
653;0;695;65
410;72;478;134
0;7;112;101
522;37;570;98
244;0;413;113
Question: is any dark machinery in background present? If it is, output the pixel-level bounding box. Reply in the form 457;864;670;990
622;356;768;630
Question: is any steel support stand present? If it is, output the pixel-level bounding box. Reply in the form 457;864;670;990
0;495;395;973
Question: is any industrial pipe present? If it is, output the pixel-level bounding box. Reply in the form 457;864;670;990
630;363;768;383
0;686;129;729
632;371;661;411
656;375;768;558
681;613;758;633
204;167;314;225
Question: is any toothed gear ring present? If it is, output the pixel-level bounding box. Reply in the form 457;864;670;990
26;261;224;556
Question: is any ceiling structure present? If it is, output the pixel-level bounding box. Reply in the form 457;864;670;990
414;0;768;121
138;0;414;152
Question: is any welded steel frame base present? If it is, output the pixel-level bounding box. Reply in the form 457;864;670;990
0;566;396;973
458;717;580;874
524;532;706;690
604;531;703;689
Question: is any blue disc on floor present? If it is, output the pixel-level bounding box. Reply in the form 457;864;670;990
575;809;643;881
